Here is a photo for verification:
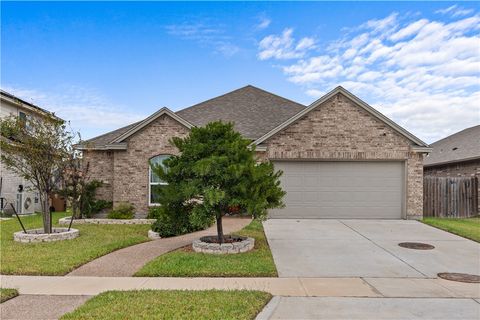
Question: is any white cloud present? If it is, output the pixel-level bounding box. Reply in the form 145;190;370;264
259;11;480;142
258;28;316;60
436;5;474;17
166;22;240;57
1;85;146;139
256;17;271;30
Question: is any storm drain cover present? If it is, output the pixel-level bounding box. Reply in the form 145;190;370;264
398;242;435;250
438;273;480;283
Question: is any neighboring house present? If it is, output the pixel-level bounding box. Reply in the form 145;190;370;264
77;85;431;219
0;90;62;214
424;125;480;213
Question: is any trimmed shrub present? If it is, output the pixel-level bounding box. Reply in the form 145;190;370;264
107;202;135;219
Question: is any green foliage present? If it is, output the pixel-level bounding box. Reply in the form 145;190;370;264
79;180;112;218
0;114;76;233
151;121;285;241
107;202;135;219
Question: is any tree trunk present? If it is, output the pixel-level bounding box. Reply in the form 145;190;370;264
41;194;52;234
216;214;224;244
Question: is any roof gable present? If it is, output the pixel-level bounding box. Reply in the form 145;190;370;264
111;107;193;144
253;86;429;148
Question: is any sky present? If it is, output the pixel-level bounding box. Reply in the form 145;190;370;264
1;1;479;143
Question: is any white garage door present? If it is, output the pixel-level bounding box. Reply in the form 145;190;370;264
270;161;404;219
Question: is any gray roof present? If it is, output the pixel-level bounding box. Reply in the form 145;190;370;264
424;125;480;167
1;89;63;121
82;85;305;148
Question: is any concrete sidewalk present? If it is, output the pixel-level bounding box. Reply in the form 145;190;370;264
1;275;479;298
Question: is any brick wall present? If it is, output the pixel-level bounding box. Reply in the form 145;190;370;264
83;150;114;202
259;92;426;219
112;114;189;216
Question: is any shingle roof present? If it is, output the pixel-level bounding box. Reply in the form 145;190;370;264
177;85;305;140
81;85;305;148
424;125;480;167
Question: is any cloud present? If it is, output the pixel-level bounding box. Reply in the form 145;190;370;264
258;11;480;143
1;85;146;139
166;22;240;57
256;17;271;30
436;5;474;17
258;28;316;60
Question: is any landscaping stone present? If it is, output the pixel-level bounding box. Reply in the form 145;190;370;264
13;228;79;243
58;216;155;225
192;236;254;254
148;230;161;239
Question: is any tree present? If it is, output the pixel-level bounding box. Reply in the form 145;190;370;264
152;121;285;243
0;114;75;233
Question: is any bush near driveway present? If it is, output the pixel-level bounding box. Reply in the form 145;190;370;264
135;220;278;277
0;288;19;303
423;217;480;242
0;212;150;275
61;290;272;320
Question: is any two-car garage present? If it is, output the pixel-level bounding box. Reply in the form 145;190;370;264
269;161;405;219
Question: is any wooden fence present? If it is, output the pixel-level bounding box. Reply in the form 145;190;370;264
424;176;478;217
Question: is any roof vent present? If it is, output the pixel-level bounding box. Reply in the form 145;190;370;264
452;147;458;151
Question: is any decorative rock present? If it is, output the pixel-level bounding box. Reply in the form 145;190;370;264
58;217;155;225
192;236;254;254
148;230;161;239
14;228;79;243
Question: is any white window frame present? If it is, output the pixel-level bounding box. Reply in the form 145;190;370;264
148;155;170;206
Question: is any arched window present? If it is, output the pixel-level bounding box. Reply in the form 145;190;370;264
149;155;170;205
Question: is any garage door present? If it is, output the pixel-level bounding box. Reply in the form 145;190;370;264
270;161;404;219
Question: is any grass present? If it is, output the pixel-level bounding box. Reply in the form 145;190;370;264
0;288;19;303
1;212;150;275
135;220;278;277
423;217;480;242
61;290;272;320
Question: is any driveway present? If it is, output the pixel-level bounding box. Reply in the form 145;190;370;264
263;219;480;278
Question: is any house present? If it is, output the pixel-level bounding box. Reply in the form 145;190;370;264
424;125;480;213
77;85;431;219
0;90;63;214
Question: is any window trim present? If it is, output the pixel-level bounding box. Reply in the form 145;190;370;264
148;155;170;206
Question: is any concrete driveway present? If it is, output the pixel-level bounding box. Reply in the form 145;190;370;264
263;219;480;278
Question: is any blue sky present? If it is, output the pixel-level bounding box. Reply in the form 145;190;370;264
2;1;479;142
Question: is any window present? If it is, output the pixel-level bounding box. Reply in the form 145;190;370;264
149;155;170;205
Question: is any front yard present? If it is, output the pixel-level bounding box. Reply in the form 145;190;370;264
423;217;480;242
1;212;150;275
61;290;272;320
135;220;278;277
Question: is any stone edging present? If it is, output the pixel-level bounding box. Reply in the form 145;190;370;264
14;228;79;243
58;217;155;225
192;237;254;254
148;230;161;239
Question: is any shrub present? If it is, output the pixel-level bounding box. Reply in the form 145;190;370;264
107;202;135;219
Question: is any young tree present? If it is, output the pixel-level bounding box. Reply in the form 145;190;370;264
152;121;285;243
0;114;75;233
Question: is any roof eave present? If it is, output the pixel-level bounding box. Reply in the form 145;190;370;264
424;156;480;168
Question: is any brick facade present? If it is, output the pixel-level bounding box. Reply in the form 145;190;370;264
84;92;426;219
259;93;425;219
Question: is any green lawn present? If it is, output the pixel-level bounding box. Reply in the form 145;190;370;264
0;288;19;303
135;220;278;277
1;212;150;275
423;217;480;242
61;290;272;320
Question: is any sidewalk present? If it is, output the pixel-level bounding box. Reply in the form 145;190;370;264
2;275;479;298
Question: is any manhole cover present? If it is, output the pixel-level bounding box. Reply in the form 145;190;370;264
398;242;435;250
438;272;480;283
